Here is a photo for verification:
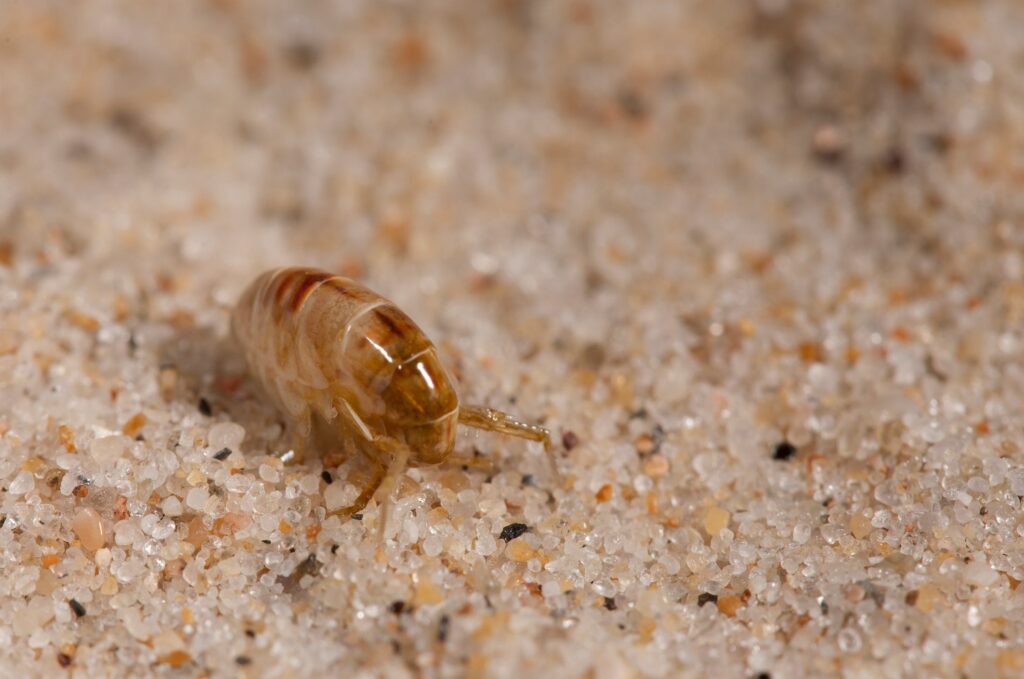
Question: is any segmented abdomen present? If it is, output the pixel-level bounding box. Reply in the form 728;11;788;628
231;267;437;439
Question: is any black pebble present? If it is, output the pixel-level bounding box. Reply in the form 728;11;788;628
235;656;252;666
521;474;534;487
883;147;906;174
321;470;333;484
284;41;322;71
772;441;797;461
198;397;212;416
389;600;407;615
213;448;231;461
697;592;718;607
69;599;86;617
603;597;617;611
499;523;529;542
437;614;450;642
352;513;363;520
617;89;648;120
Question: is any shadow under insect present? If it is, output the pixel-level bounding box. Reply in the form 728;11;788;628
163;268;553;539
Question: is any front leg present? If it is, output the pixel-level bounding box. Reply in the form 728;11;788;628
324;439;412;544
326;454;387;519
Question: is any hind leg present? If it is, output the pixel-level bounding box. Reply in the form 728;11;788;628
277;408;313;465
288;408;361;467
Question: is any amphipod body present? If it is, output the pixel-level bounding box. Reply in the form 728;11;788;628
232;267;549;524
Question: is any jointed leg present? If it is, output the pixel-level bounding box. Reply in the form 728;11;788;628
281;434;310;465
278;409;314;465
322;440;412;544
373;441;411;542
326;455;387;519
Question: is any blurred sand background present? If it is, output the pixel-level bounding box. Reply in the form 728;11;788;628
3;1;1024;677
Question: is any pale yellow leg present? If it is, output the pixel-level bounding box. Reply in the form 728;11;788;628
277;410;314;465
325;456;387;519
373;442;410;542
281;433;311;465
323;438;413;545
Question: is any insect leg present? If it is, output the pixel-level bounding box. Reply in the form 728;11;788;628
282;434;313;465
279;409;314;465
373;440;411;542
458;404;551;451
325;455;387;519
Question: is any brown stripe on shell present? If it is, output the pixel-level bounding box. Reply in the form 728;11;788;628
273;269;301;305
363;305;434;365
289;271;335;313
373;306;405;337
324;276;368;300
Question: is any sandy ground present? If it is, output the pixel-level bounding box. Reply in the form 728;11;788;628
3;1;1024;677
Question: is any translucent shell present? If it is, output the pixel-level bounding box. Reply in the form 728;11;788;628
232;267;460;464
232;266;549;522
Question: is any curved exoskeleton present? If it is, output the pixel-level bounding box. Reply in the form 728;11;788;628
231;267;550;533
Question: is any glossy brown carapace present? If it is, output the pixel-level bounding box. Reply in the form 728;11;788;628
232;267;549;523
